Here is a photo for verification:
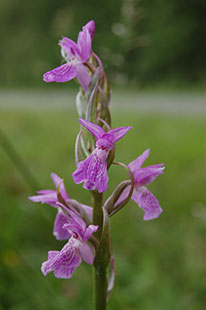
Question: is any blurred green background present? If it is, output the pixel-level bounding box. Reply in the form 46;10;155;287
1;0;206;88
0;0;206;309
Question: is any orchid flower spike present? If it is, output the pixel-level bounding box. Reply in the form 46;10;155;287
41;208;98;279
43;21;95;91
116;149;164;220
29;172;93;240
72;118;132;193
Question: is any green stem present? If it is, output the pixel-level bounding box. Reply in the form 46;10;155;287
92;190;107;310
93;267;107;310
92;190;103;240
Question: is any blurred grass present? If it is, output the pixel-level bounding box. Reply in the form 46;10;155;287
0;103;206;310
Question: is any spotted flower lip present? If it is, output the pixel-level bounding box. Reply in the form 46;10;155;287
41;207;98;279
43;21;95;91
29;172;93;239
115;149;164;220
72;118;132;193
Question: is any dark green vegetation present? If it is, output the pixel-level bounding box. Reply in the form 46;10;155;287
0;97;205;309
1;0;206;88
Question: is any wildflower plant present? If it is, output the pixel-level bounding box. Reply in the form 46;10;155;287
29;20;165;309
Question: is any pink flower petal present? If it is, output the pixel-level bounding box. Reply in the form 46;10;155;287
95;161;109;193
28;191;57;207
83;180;96;191
72;156;89;184
56;202;86;233
50;173;62;188
84;20;95;40
36;190;54;194
77;27;91;61
53;208;70;240
43;64;77;83
67;209;87;231
41;241;82;279
78;118;105;139
50;172;69;202
81;153;108;193
84;225;98;241
79;243;94;265
76;64;91;91
133;166;165;186
53;257;82;279
128;149;150;172
107;126;132;143
81;204;93;219
48;250;59;260
132;187;163;220
59;36;80;59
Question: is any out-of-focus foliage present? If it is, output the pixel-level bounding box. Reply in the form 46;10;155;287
0;0;206;87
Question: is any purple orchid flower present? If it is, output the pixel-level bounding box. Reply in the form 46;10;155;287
29;172;93;240
43;20;95;91
116;149;164;220
41;208;98;279
72;118;132;193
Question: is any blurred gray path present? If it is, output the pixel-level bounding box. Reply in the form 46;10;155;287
0;90;205;116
